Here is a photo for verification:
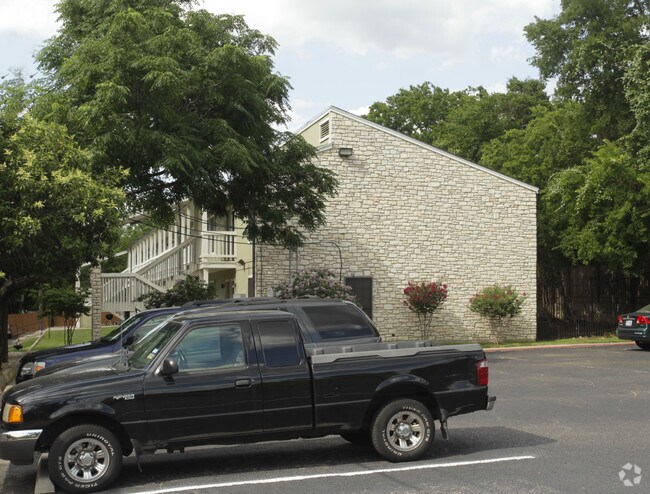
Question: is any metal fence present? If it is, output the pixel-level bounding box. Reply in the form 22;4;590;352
537;267;650;341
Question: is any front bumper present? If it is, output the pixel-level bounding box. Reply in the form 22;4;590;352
0;428;41;465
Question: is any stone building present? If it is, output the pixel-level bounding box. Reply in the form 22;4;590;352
256;107;538;342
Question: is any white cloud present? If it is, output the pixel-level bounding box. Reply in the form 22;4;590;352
0;0;59;36
490;44;526;63
200;0;557;65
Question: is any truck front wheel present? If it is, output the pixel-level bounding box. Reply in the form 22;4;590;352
48;424;123;493
371;398;434;462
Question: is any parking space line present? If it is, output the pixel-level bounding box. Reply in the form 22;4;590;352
130;455;536;493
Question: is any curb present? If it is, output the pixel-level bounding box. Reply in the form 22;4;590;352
484;341;634;353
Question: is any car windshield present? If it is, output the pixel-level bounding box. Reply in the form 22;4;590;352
636;304;650;313
128;321;182;369
101;313;148;343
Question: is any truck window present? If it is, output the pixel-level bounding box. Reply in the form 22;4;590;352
258;321;301;368
172;325;245;371
301;305;376;340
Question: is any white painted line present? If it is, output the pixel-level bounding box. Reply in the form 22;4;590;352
130;455;536;494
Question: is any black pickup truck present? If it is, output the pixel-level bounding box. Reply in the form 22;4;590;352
0;310;495;493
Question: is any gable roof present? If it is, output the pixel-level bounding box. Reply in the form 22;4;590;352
298;106;539;194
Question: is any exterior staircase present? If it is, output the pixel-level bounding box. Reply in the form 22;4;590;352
101;203;253;316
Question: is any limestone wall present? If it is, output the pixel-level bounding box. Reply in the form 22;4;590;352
257;110;537;342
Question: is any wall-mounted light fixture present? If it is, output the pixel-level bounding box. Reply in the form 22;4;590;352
338;147;353;158
237;259;246;266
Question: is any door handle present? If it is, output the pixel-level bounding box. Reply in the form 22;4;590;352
235;379;252;388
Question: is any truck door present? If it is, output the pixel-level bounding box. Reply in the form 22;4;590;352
254;319;313;431
143;321;263;443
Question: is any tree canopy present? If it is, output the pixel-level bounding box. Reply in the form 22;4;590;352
0;76;126;361
36;0;337;249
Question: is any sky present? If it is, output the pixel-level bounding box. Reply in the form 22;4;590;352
0;0;561;129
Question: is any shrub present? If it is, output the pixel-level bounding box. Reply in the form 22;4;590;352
469;284;526;343
138;276;217;308
274;268;356;302
403;280;449;339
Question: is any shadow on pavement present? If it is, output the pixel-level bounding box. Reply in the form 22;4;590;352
103;426;553;492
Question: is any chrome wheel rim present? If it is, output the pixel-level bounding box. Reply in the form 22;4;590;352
63;438;110;483
385;411;424;451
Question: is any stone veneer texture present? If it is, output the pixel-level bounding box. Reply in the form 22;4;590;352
256;111;537;342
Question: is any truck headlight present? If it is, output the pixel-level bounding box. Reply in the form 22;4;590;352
2;403;23;424
33;362;47;374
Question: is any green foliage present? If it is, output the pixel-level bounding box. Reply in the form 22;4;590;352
435;79;550;163
0;75;125;359
402;280;449;339
525;0;648;140
37;0;337;249
274;269;356;302
366;83;465;144
40;286;90;346
138;276;217;308
366;78;550;163
469;285;526;320
545;142;650;272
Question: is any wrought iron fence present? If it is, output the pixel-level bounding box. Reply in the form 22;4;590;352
537;267;650;341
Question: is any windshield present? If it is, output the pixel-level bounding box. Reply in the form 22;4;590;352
129;321;182;369
101;313;149;343
636;304;650;313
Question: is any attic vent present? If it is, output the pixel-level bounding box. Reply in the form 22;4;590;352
319;120;330;142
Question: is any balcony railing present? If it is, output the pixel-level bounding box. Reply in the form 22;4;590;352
201;231;237;262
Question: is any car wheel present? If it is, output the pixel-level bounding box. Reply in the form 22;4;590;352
635;341;650;351
48;424;123;493
371;398;434;462
340;431;371;446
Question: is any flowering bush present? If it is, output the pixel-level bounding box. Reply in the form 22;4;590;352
468;285;526;343
274;268;356;302
403;280;449;339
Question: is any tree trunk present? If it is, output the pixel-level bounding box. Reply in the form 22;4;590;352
0;279;15;367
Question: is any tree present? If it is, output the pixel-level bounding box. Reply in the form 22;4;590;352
525;0;649;141
40;287;90;346
545;142;650;273
0;77;125;363
365;83;464;145
37;0;337;249
366;78;550;163
435;79;550;163
403;280;449;340
138;276;217;308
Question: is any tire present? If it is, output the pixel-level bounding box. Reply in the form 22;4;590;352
340;431;371;446
635;341;650;351
371;398;434;462
48;424;123;493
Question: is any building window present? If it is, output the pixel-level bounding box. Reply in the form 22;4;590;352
345;277;373;319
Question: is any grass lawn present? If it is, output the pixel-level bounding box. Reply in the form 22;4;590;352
11;327;115;352
481;334;621;348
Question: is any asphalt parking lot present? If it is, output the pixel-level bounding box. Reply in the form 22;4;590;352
2;343;648;493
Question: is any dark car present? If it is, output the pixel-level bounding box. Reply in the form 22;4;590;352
16;307;181;382
617;304;650;350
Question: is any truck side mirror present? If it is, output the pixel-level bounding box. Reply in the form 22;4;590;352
159;358;179;376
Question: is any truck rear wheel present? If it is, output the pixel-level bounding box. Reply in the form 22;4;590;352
371;398;434;462
635;341;650;350
48;424;123;493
